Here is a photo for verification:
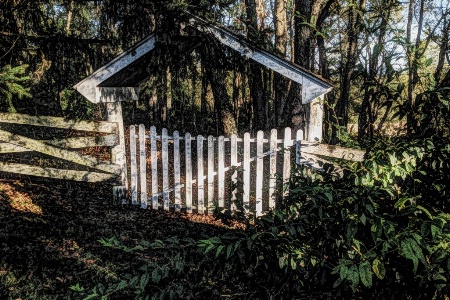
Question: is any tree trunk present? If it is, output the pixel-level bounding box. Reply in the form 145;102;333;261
246;0;267;131
331;0;365;144
203;46;238;136
274;0;290;127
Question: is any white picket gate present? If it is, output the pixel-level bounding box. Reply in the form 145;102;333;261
127;125;304;216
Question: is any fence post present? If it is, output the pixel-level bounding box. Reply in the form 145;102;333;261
106;102;128;204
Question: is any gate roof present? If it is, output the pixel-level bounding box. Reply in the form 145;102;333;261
74;16;332;104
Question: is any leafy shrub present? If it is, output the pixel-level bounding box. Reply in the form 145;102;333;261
76;135;450;299
199;135;450;299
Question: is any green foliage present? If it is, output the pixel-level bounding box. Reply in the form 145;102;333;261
197;135;450;299
0;64;32;112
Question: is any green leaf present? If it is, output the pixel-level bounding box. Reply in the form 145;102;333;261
431;224;441;239
339;265;349;280
372;258;386;279
348;265;360;291
70;284;85;292
226;244;233;259
204;244;215;254
360;213;367;225
140;272;149;289
416;205;433;219
216;245;225;258
359;261;372;288
401;239;419;273
394;197;410;210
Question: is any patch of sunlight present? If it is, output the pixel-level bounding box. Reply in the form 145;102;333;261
0;182;43;215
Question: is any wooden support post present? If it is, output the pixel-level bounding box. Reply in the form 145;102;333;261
106;102;128;204
306;98;323;142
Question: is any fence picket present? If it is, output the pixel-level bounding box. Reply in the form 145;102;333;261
218;136;225;209
230;134;237;211
128;125;342;215
139;124;147;209
130;125;138;205
151;126;158;210
174;131;181;212
256;130;264;216
269;129;277;209
207;136;214;214
197;135;205;214
162;129;169;211
283;127;292;199
243;132;250;213
296;129;303;165
185;133;192;213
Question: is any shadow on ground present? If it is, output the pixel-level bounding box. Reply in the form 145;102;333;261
0;176;232;299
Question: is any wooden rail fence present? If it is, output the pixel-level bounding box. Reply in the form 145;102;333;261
0;113;121;183
128;125;365;215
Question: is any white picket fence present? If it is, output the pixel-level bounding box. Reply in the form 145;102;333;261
128;125;305;216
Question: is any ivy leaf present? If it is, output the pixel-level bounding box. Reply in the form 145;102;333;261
359;261;372;288
372;258;386;279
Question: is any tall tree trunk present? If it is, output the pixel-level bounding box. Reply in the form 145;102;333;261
358;4;389;144
331;0;365;144
274;0;291;127
203;46;237;135
246;0;267;131
406;0;425;134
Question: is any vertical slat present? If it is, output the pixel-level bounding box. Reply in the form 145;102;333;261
296;129;303;165
130;125;138;205
283;127;292;199
173;131;181;212
243;132;250;213
139;124;147;209
207;136;214;214
218;136;225;209
151;126;158;210
162;128;169;211
185;133;192;213
269;129;277;209
256;130;264;216
197;135;204;214
230;134;237;211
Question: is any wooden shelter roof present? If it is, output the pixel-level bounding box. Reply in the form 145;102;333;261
74;16;333;104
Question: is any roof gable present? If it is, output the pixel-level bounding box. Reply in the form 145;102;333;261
74;17;332;104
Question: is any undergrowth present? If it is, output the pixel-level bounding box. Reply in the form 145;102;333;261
72;135;450;299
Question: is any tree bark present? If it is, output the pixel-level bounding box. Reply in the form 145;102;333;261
245;0;267;131
274;0;290;127
331;0;365;144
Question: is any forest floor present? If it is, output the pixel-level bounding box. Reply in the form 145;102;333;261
0;177;240;299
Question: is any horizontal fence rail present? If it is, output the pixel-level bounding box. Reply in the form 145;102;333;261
0;113;121;183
